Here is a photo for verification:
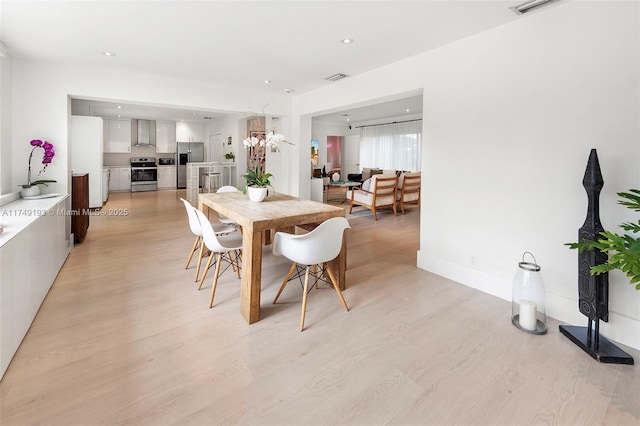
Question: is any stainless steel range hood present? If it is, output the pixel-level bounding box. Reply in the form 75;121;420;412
134;119;155;146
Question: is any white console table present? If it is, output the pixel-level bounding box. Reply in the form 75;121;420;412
0;194;72;379
186;162;237;202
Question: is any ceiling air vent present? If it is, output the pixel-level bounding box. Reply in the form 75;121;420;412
325;73;348;82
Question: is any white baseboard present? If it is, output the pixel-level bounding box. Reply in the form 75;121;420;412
417;250;639;351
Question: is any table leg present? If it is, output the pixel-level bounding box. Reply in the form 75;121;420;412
241;229;262;323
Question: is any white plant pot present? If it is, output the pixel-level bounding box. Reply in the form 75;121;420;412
20;185;40;198
247;186;267;202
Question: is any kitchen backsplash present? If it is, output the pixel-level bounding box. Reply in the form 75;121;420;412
104;145;173;166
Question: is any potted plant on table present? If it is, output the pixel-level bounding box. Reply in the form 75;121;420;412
242;131;290;202
19;139;56;197
242;165;273;202
224;152;235;162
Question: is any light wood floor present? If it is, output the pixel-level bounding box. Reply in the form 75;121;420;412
1;190;638;425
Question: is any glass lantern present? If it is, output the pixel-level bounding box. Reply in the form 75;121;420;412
511;252;547;334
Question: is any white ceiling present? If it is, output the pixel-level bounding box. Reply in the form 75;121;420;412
2;0;532;123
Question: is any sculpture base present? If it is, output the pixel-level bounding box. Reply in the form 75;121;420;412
559;325;634;365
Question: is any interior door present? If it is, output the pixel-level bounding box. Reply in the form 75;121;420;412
209;133;223;162
343;134;360;176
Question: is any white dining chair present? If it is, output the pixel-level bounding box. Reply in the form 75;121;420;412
215;186;240;228
180;198;237;282
272;217;351;331
193;208;243;308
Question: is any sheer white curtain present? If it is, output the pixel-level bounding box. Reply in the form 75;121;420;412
359;120;422;171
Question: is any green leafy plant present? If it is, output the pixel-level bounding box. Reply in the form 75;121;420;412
224;152;235;161
567;189;640;289
242;165;273;188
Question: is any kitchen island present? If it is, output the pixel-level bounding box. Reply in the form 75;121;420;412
186;162;236;202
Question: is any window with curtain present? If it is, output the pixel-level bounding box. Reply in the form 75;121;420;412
359;120;422;171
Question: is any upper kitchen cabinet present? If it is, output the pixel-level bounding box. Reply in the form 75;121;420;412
176;122;204;142
103;119;132;153
156;120;176;153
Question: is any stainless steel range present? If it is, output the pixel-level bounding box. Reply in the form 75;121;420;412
130;157;158;192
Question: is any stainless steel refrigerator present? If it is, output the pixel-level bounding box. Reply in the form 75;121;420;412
176;142;205;189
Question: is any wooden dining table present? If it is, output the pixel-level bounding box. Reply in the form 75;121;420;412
198;191;347;324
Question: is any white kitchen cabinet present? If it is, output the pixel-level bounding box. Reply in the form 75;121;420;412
108;167;131;192
157;165;177;189
119;168;131;190
176;121;204;142
156;120;176;153
104;119;132;153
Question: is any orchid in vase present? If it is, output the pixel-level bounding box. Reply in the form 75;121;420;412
19;139;56;193
241;131;289;188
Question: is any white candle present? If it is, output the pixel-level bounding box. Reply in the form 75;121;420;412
519;299;538;331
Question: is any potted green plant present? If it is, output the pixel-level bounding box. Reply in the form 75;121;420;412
224;152;235;162
242;165;272;202
567;189;640;289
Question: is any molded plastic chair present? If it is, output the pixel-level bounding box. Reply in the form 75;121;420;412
193;208;243;308
272;217;350;331
215;186;240;228
180;198;237;282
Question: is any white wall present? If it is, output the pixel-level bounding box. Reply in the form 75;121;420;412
0;46;12;195
294;1;640;350
420;1;639;349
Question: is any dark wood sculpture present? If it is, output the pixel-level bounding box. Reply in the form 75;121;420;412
560;149;633;364
578;149;609;323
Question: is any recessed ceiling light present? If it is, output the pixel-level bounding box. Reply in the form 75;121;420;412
406;109;411;112
341;38;354;44
284;88;294;93
117;114;121;118
102;51;116;56
116;105;122;109
346;118;350;122
264;80;271;84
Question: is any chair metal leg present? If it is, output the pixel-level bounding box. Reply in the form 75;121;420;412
234;250;241;278
325;264;350;312
273;262;297;303
312;264;320;290
209;253;223;308
300;266;310;331
185;236;199;269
